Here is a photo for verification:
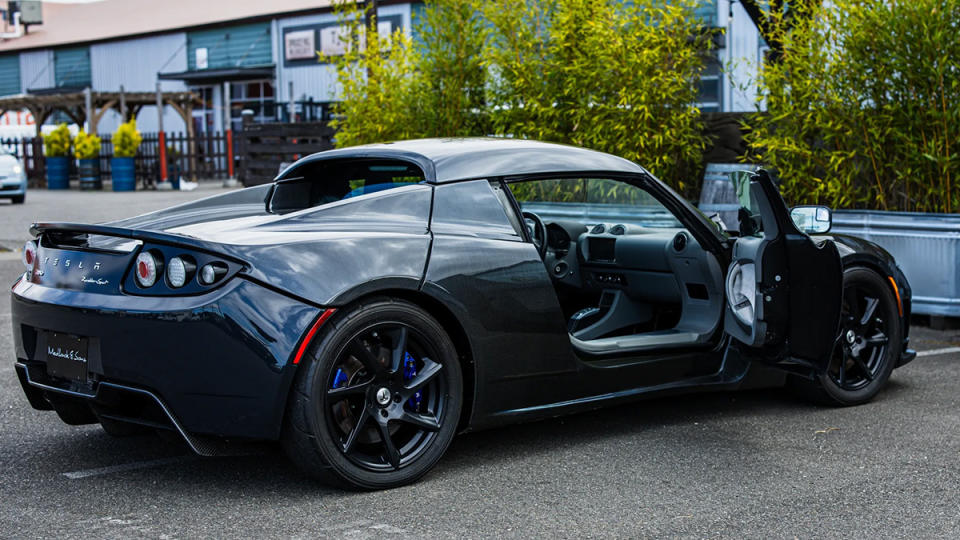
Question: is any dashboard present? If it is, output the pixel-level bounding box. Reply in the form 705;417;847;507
543;220;714;305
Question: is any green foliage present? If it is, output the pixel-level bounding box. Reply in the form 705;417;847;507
73;129;101;160
325;0;488;146
745;0;960;212
324;1;425;147
42;124;72;158
480;0;712;193
415;0;489;137
327;0;711;194
112;120;143;158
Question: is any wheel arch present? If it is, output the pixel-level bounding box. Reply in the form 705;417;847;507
838;253;912;366
840;254;909;319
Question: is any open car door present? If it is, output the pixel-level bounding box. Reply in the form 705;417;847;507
724;170;843;372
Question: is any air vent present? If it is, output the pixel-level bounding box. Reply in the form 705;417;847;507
673;232;688;252
591;224;606;234
610;224;626;236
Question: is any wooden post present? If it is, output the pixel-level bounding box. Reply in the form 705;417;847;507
119;85;127;120
366;0;379;35
288;81;295;122
156;82;168;188
185;101;198;182
222;81;238;187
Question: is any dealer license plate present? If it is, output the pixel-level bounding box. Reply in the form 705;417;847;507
45;332;89;382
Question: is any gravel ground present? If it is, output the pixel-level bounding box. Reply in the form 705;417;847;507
0;187;958;539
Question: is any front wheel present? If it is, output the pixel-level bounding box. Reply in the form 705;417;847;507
790;267;901;406
282;297;462;490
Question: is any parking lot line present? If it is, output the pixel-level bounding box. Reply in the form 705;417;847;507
916;346;960;357
63;456;195;479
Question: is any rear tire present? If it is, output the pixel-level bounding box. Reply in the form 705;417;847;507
282;297;462;490
790;267;901;406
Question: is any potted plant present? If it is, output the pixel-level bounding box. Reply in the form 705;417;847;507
42;124;72;190
73;129;102;190
111;120;142;192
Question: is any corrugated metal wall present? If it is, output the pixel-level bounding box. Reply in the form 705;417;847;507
275;3;410;103
54;46;92;88
187;22;273;71
719;0;761;112
19;49;53;92
0;54;20;97
91;33;189;135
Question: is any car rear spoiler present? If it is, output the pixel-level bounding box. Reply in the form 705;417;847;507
30;222;243;262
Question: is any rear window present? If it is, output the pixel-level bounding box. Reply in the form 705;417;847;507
269;159;425;214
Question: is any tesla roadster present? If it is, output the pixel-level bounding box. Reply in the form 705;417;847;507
11;138;915;489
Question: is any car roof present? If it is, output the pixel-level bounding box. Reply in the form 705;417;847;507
288;137;646;183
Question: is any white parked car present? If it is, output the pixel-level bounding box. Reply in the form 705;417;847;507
0;146;27;204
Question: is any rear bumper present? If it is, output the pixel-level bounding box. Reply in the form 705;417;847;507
11;275;320;441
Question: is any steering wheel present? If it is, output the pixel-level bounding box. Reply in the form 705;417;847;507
522;211;547;258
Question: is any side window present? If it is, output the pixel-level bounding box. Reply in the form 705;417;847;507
731;171;763;237
509;178;683;228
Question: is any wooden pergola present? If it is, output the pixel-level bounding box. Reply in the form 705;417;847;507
0;90;199;136
0;90;201;181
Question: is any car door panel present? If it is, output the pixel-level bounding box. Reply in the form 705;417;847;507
724;170;842;372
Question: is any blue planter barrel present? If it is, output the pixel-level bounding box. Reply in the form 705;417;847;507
46;156;70;190
78;158;102;190
111;157;135;191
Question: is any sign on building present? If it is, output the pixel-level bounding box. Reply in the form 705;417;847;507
195;47;208;70
319;25;349;57
281;15;402;67
285;30;316;61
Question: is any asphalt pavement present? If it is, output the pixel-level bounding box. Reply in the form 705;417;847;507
1;187;959;538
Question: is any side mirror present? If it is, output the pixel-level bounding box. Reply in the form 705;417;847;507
790;205;832;234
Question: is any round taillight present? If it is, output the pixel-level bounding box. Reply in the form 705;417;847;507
166;256;195;288
198;262;227;285
23;241;36;269
199;264;217;285
135;251;159;287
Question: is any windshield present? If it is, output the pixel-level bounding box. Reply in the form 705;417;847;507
510;177;683;228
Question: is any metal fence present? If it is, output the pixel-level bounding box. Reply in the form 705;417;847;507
831;211;960;317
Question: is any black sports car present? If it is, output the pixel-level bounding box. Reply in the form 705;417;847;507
12;138;915;489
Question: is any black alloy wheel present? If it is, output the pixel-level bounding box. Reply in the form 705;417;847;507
829;283;891;391
325;323;447;471
283;297;462;490
791;267;901;405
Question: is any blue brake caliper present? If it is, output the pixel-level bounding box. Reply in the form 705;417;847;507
332;368;348;389
403;352;422;410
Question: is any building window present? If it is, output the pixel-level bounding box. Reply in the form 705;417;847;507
191;86;216;134
230;80;276;129
698;55;722;113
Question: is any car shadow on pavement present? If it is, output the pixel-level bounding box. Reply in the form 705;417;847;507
22;387;814;492
20;381;913;498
